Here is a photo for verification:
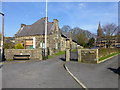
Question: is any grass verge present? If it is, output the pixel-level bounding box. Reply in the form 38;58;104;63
6;59;13;61
47;49;77;59
71;49;77;52
99;52;120;61
47;50;65;59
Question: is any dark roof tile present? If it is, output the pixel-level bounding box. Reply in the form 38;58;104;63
16;18;54;36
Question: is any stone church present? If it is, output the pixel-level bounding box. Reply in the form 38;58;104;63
15;17;78;54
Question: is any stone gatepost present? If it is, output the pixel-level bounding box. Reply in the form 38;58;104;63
38;47;43;60
49;48;53;56
66;48;70;61
77;49;81;62
66;40;70;61
96;49;99;63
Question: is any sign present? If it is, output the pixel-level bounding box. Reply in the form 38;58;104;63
25;40;33;46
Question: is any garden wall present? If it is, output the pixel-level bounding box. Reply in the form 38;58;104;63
78;49;98;63
98;48;119;58
5;49;43;60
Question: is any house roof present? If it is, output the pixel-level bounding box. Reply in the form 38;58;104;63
15;17;78;44
16;18;55;37
61;31;78;43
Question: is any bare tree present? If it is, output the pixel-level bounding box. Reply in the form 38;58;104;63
102;23;118;48
61;25;96;47
61;25;72;32
102;23;118;36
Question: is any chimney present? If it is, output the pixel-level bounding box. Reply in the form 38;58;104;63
53;19;58;24
53;19;59;31
70;31;72;42
43;17;48;21
21;24;26;28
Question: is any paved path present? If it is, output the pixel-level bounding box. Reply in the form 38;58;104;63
66;55;119;88
2;55;80;88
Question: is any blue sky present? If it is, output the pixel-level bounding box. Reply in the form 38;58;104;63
1;2;118;36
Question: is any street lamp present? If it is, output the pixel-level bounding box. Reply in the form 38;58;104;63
0;12;4;61
44;0;48;57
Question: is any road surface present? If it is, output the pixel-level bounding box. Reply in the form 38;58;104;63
2;55;80;88
2;53;119;88
66;54;119;88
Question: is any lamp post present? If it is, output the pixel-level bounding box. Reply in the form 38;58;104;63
44;0;48;57
0;12;4;61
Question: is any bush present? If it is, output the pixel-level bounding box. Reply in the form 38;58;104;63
15;43;24;49
4;42;15;49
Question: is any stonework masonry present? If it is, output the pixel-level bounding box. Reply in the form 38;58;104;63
5;49;42;60
65;48;98;63
15;17;78;55
78;49;98;63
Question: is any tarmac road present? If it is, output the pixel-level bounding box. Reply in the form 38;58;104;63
66;54;119;88
2;55;80;88
2;52;119;88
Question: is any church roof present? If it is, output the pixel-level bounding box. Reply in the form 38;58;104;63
15;17;55;37
98;22;102;30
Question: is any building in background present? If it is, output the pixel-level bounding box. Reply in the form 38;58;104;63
96;23;120;48
15;17;78;54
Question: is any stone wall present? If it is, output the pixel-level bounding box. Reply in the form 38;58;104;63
98;48;119;58
60;37;67;51
15;35;67;54
5;49;42;60
66;48;70;61
71;42;77;49
15;35;78;56
15;35;49;49
78;49;98;63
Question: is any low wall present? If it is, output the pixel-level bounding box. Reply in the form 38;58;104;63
98;48;119;58
66;48;119;64
78;49;98;63
5;49;43;60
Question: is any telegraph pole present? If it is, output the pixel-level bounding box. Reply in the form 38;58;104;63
45;0;48;57
0;12;4;61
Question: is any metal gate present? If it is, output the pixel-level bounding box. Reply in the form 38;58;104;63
70;48;78;61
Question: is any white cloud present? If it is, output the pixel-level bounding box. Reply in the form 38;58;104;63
78;3;86;9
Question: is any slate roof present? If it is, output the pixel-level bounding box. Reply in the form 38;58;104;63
15;17;78;43
16;18;54;37
61;31;78;43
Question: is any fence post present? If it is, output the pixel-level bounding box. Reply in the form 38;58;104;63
66;48;70;61
78;49;81;62
96;49;99;63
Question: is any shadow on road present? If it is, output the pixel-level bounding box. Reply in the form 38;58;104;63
59;58;78;62
59;52;78;62
70;59;78;62
0;64;3;68
59;58;66;61
108;67;120;75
